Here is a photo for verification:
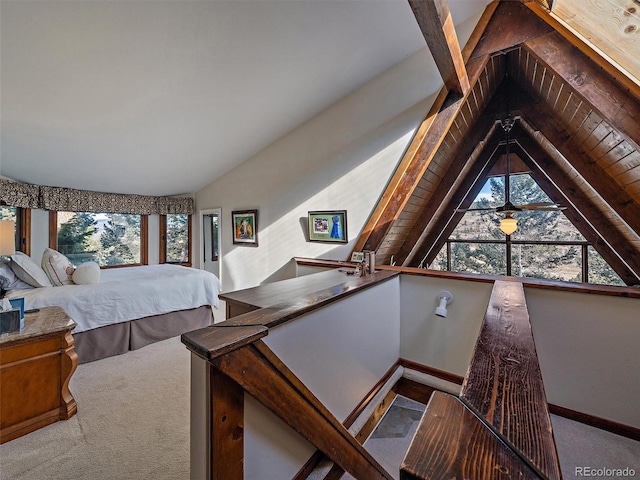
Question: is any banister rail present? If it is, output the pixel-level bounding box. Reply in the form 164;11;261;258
182;269;399;480
401;280;562;480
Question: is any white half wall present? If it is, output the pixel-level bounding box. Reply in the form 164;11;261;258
399;274;640;428
525;287;640;428
189;276;401;480
245;277;400;479
399;274;492;377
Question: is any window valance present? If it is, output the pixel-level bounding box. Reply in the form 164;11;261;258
0;179;41;208
1;179;194;215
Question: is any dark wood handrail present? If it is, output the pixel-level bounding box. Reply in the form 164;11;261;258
401;280;562;480
294;256;640;299
182;269;399;480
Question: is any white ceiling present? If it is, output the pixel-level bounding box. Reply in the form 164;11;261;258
1;0;489;196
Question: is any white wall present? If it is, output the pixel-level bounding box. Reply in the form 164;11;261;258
190;276;401;480
399;274;493;376
399;274;640;428
195;46;442;293
525;287;640;428
245;277;400;479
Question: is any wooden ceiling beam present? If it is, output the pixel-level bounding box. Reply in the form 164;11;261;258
523;32;640;151
517;106;640;236
394;118;501;265
409;0;469;95
405;134;503;268
512;134;640;284
353;0;548;256
470;1;554;60
351;0;504;256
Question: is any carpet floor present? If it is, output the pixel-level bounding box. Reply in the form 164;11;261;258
0;336;191;480
2;334;638;480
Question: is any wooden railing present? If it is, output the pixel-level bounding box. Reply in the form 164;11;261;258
182;269;399;480
400;280;562;480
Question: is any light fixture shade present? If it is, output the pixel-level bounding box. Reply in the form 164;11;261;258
0;220;16;256
499;216;518;235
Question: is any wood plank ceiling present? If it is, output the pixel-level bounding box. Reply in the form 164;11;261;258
355;0;640;285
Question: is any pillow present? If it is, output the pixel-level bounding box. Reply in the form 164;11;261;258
72;261;100;285
0;261;34;290
10;252;52;288
41;248;74;286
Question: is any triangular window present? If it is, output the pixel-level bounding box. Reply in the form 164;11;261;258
431;173;624;286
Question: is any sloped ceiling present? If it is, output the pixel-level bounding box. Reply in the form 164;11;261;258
356;0;640;285
0;0;490;196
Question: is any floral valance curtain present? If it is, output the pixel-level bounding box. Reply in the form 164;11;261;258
0;179;41;208
40;186;159;215
1;180;194;215
156;196;195;215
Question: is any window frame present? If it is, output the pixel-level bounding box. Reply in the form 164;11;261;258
159;214;192;267
49;211;148;268
0;204;30;256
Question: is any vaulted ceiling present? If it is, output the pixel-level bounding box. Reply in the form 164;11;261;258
355;0;640;286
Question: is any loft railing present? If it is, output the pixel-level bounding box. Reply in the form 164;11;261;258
182;269;399;480
401;280;562;480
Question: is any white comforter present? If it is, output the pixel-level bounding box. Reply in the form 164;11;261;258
7;264;221;333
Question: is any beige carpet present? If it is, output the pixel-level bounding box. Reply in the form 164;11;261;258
0;336;191;480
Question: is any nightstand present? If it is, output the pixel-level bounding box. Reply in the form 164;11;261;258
0;306;78;444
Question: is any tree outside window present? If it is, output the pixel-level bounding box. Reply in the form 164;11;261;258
431;174;624;286
57;212;141;266
162;214;190;265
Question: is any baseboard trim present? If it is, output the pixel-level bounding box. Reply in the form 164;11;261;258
399;358;464;385
400;358;640;442
549;403;640;442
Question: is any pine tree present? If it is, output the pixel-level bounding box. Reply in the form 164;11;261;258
99;214;139;266
444;174;581;281
165;214;188;262
57;213;98;264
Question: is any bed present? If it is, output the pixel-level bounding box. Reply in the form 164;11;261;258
4;264;221;363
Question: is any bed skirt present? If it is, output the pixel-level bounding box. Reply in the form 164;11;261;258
72;305;213;363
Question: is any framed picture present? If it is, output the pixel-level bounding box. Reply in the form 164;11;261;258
308;210;347;243
232;210;258;246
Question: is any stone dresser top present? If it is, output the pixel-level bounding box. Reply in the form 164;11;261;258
0;305;76;346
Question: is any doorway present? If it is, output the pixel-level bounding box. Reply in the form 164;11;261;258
200;208;221;286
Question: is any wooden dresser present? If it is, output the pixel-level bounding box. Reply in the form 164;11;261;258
0;305;78;444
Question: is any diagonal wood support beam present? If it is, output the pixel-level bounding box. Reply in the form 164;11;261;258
512;132;640;285
523;32;640;151
518;104;640;235
409;0;469;95
405;130;504;268
211;341;394;480
394;119;500;266
353;0;554;257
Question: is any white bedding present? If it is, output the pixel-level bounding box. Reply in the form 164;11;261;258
6;264;221;334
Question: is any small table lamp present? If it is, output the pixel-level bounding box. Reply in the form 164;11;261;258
0;220;16;299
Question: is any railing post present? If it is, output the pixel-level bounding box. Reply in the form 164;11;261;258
210;366;244;480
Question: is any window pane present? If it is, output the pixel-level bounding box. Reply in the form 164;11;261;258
165;214;189;263
429;244;448;271
57;212;141;266
451;242;506;275
0;206;17;222
588;246;624;286
511;244;581;282
451;211;503;241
